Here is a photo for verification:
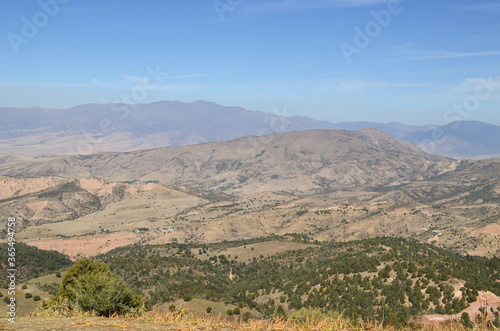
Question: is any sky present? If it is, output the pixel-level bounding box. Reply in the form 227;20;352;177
1;0;500;126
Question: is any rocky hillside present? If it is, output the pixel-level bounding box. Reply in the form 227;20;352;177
0;129;453;194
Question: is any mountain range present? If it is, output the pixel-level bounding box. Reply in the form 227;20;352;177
2;100;498;159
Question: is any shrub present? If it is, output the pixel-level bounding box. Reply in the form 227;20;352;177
22;284;28;290
460;312;473;329
226;309;234;315
33;295;41;301
25;293;33;299
183;294;192;302
241;311;253;322
52;259;142;316
233;307;241;315
206;307;212;313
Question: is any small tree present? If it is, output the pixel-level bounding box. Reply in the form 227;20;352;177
53;259;142;316
460;312;473;329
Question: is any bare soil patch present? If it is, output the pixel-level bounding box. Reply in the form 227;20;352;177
25;232;137;260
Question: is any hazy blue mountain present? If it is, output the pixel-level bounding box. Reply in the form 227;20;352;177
0;100;427;155
404;121;500;159
0;100;496;159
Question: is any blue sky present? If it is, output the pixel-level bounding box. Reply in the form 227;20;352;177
1;0;500;125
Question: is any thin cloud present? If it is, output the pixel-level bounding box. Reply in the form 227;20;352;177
169;74;207;79
448;3;500;13
62;6;136;12
450;76;500;95
336;80;439;92
0;81;110;88
392;45;500;60
124;72;246;82
406;50;500;60
123;75;145;83
243;0;387;12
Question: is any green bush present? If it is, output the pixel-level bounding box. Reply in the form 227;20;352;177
460;312;473;329
233;307;241;315
206;307;212;313
52;259;142;316
33;295;41;301
226;309;234;315
25;293;33;299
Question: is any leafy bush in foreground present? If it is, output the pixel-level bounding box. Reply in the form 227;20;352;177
50;259;142;316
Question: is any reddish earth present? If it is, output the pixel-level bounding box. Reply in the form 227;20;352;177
467;246;491;258
470;223;500;237
25;232;137;260
0;176;67;200
421;291;500;326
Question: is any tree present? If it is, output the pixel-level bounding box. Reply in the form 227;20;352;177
53;259;142;316
460;312;473;329
276;305;287;319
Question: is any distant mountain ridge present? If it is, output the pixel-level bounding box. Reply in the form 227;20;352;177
0;100;428;154
0;100;498;159
405;121;500;159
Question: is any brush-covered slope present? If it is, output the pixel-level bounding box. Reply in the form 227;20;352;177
96;236;500;327
0;242;72;283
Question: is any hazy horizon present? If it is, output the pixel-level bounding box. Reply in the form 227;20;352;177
1;0;500;126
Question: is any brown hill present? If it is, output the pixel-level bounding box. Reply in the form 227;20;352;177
0;129;453;194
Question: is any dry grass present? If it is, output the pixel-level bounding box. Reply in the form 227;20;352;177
0;305;491;331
